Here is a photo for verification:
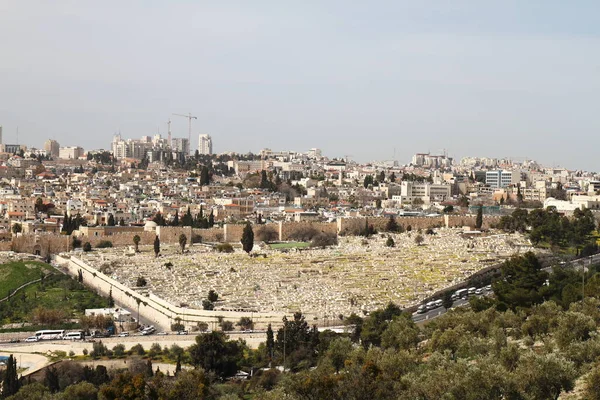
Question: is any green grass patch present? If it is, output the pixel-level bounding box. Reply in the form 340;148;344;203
269;242;311;249
0;261;52;297
0;270;110;327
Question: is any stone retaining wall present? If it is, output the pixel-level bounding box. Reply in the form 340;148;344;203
55;255;286;331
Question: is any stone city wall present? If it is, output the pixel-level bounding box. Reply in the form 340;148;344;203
223;224;246;243
279;221;337;241
55;255;287;331
191;228;224;243
11;216;504;256
338;216;444;235
155;226;193;245
81;231;156;248
12;233;69;257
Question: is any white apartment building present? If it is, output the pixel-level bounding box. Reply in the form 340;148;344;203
392;181;452;205
485;170;520;188
198;134;213;155
59;146;84;160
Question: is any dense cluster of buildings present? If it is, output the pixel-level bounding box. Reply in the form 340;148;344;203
0;129;598;237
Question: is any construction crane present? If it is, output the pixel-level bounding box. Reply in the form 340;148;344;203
172;113;197;154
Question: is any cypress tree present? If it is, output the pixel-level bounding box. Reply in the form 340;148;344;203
208;211;214;228
266;324;275;360
154;236;160;258
241;222;254;254
2;354;19;397
476;205;483;229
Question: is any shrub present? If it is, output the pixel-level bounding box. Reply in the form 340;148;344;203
255;226;278;243
148;343;163;359
136;276;147;287
130;343;145;356
196;321;209;332
310;232;338;248
220;321;234;331
216;243;234;253
91;341;107;358
202;299;215;310
83;242;92;252
208;290;219;303
96;241;113;249
112;344;125;357
289;226;320;241
386;237;395;247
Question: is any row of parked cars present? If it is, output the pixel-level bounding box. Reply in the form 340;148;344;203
417;285;493;314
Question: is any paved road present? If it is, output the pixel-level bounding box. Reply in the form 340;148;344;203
413;253;600;324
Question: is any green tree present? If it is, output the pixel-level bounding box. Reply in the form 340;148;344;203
133;235;140;253
5;383;48;400
188;331;244;378
2;354;19;397
514;352;577;400
181;207;193;226
385;236;395;247
381;315;420;350
11;223;22;235
583;366;600;400
45;366;60;393
208;210;214;227
152;212;166;226
385;215;399;232
172;211;179;227
475;205;483;229
325;337;353;373
493;252;549;310
241;222;254;254
107;214;115;226
60;381;98;400
83;242;92;252
179;233;187;253
266;324;275;360
208;290;219;303
442;291;454;309
153;235;160;258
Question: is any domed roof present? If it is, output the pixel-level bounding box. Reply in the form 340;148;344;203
144;220;158;230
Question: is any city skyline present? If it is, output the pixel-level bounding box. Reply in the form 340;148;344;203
1;2;599;170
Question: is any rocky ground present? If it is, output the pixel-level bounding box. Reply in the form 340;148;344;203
79;228;535;322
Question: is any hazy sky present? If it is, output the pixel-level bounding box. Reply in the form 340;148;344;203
1;1;599;170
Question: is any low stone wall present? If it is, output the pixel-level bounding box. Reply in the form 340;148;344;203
55;255;287;331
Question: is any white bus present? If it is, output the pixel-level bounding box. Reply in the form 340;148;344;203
35;330;65;340
63;331;84;340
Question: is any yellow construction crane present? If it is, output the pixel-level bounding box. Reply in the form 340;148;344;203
172;113;197;154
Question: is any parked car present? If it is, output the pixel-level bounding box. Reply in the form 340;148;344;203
157;332;169;336
25;336;38;342
118;332;129;337
475;288;483;295
177;330;189;335
417;305;427;314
